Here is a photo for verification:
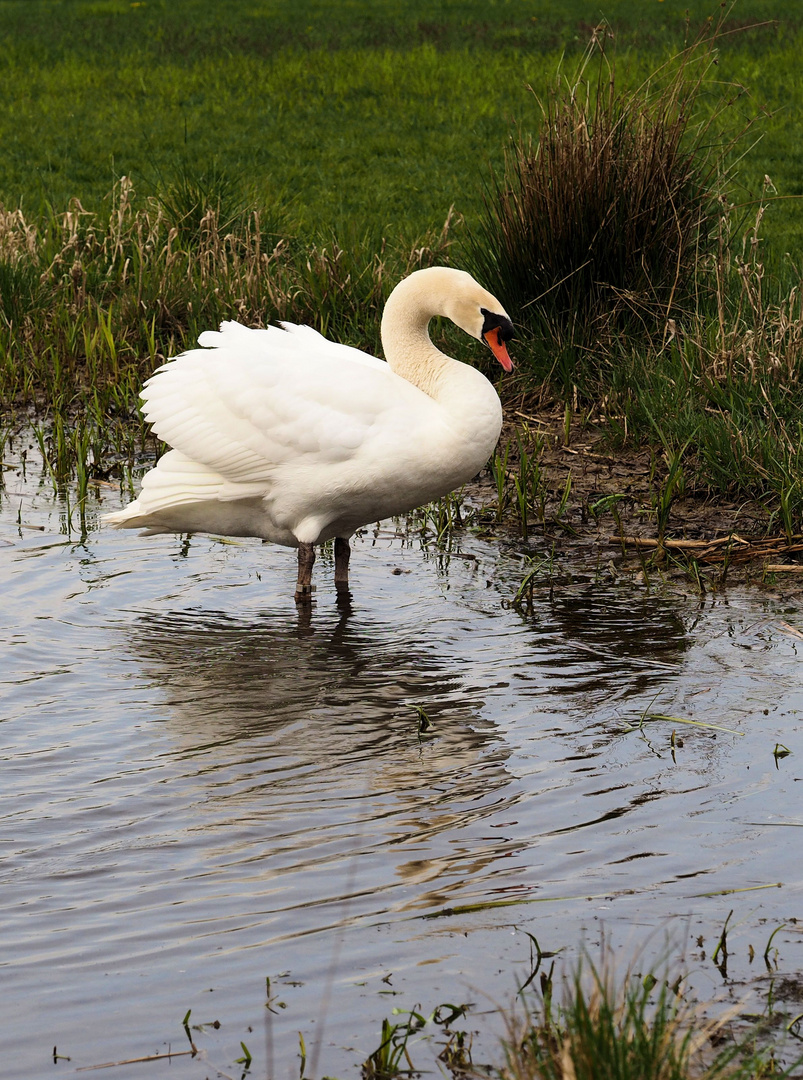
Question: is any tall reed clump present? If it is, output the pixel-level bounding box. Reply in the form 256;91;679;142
464;15;747;370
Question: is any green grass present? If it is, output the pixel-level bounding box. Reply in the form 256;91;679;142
3;0;803;536
0;0;801;251
499;957;794;1080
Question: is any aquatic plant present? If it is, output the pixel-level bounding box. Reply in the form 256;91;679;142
362;1003;469;1080
501;956;796;1080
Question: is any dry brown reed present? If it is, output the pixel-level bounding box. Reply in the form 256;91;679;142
703;190;803;388
0;177;452;414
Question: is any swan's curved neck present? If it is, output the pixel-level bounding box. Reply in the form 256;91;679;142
380;277;452;397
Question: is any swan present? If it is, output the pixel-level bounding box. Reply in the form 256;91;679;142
104;266;514;602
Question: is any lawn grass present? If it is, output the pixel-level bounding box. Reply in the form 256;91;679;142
0;1;801;248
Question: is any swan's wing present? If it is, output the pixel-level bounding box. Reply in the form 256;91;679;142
197;320;388;373
276;322;388;372
140;321;421;483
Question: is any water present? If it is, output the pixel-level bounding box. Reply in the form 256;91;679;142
2;441;802;1078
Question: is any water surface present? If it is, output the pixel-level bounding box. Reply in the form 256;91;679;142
1;444;801;1078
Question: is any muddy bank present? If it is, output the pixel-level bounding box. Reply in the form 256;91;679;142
479;405;803;595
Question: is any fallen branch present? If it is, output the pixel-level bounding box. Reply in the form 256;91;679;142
608;535;749;549
608;534;803;566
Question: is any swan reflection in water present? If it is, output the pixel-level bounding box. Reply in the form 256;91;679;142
124;602;519;910
127;601;496;749
124;577;694;799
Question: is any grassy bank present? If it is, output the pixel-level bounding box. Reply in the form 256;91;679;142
2;0;803;544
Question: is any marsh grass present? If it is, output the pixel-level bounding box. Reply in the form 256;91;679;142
502;957;790;1080
0;175;451;453
6;132;803;541
153;162;253;249
460;14;803;538
597;193;803;528
512;551;559;614
489;430;549;537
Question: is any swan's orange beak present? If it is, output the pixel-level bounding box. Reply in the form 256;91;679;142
483;328;514;372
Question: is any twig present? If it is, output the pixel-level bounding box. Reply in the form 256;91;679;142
608;534;748;549
609;534;803;567
77;1049;196;1071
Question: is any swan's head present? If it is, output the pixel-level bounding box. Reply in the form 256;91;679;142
406;267;515;371
478;306;515;372
439;270;515;372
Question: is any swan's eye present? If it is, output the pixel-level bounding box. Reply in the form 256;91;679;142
480;308;515;342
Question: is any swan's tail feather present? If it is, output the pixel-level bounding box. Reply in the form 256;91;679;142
103;450;266;530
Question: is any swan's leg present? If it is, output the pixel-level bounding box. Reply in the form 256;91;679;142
334;537;351;594
295;542;316;603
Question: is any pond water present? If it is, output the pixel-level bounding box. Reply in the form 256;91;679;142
1;437;802;1079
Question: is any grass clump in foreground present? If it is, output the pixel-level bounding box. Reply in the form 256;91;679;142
498;961;794;1080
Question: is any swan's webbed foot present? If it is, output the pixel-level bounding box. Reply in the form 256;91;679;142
295;542;316;604
334;537;351;596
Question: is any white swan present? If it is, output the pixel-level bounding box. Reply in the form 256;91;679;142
105;266;514;601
